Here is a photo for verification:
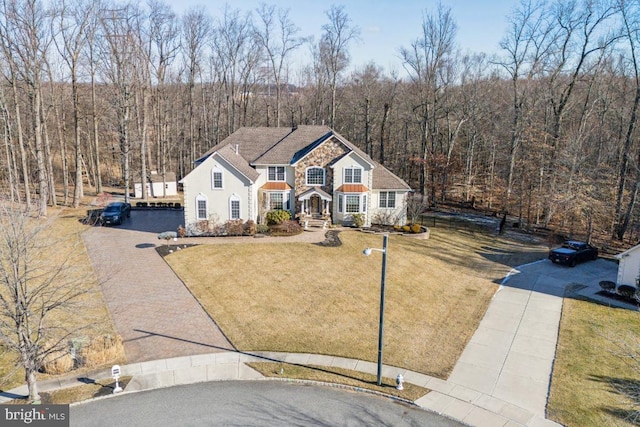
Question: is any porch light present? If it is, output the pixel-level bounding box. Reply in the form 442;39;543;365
362;234;389;386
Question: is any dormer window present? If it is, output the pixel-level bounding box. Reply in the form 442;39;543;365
344;167;362;184
306;167;325;186
268;166;285;181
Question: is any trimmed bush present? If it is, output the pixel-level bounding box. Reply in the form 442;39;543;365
225;219;244;236
402;225;411;232
617;284;637;300
243;220;257;236
256;224;270;234
352;213;365;228
411;223;422;233
266;209;291;225
599;280;616;293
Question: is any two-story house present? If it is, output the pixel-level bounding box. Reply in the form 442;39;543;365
179;125;411;235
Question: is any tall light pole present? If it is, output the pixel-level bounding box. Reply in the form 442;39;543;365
363;233;388;386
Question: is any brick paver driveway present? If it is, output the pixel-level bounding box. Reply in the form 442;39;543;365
82;209;234;363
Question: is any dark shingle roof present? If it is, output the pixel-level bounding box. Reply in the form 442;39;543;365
214;144;261;182
196;125;410;191
372;163;411;190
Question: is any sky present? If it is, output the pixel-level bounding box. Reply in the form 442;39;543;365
167;0;522;75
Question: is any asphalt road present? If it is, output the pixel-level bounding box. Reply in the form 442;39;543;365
71;381;463;427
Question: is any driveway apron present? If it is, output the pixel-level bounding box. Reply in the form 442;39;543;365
82;224;234;363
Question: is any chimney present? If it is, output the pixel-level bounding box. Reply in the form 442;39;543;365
292;122;298;131
234;144;239;155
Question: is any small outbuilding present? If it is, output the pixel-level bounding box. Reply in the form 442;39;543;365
134;171;178;199
614;244;640;287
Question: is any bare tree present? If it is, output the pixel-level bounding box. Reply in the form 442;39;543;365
53;0;94;208
498;0;554;211
99;4;140;203
0;0;53;217
180;7;210;168
615;0;640;240
0;201;101;401
147;0;179;197
400;3;457;205
320;5;360;128
254;3;304;127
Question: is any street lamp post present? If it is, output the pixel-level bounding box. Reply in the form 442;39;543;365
363;234;388;386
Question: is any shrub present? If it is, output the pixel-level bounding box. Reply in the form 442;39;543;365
243;220;257;236
599;280;616;293
411;223;422;233
279;219;303;234
266;209;291;225
352;213;365;228
224;220;244;236
402;225;411;232
618;285;637;300
256;224;270;234
177;225;186;238
196;220;211;234
136;202;147;207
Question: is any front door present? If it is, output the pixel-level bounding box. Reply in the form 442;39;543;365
310;195;321;214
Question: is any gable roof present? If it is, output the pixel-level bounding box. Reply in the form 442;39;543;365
213;144;261;182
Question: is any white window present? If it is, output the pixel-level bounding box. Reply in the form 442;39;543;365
306;167;325;186
229;194;241;219
344;167;362;184
196;194;208;220
339;194;366;214
270;192;289;210
268;166;285;181
211;167;223;189
345;195;360;213
379;191;396;208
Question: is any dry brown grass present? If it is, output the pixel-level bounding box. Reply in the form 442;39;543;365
81;335;125;369
548;298;640;427
248;362;429;401
167;228;547;378
0;205;123;391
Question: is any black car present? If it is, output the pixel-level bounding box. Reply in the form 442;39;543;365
548;240;598;267
100;202;131;226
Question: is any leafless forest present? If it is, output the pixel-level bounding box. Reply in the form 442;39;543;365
2;0;640;243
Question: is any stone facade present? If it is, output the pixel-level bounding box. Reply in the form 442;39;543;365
294;138;348;196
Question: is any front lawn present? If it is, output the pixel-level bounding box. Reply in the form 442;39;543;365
549;298;640;426
166;228;547;378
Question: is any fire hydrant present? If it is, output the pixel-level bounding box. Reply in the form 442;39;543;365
396;374;404;390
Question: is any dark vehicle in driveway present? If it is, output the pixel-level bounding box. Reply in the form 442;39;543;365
548;240;598;267
100;202;131;225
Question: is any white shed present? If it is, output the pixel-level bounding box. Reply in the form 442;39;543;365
134;171;178;199
615;244;640;287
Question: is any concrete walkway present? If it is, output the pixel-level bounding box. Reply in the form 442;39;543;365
1;217;624;426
